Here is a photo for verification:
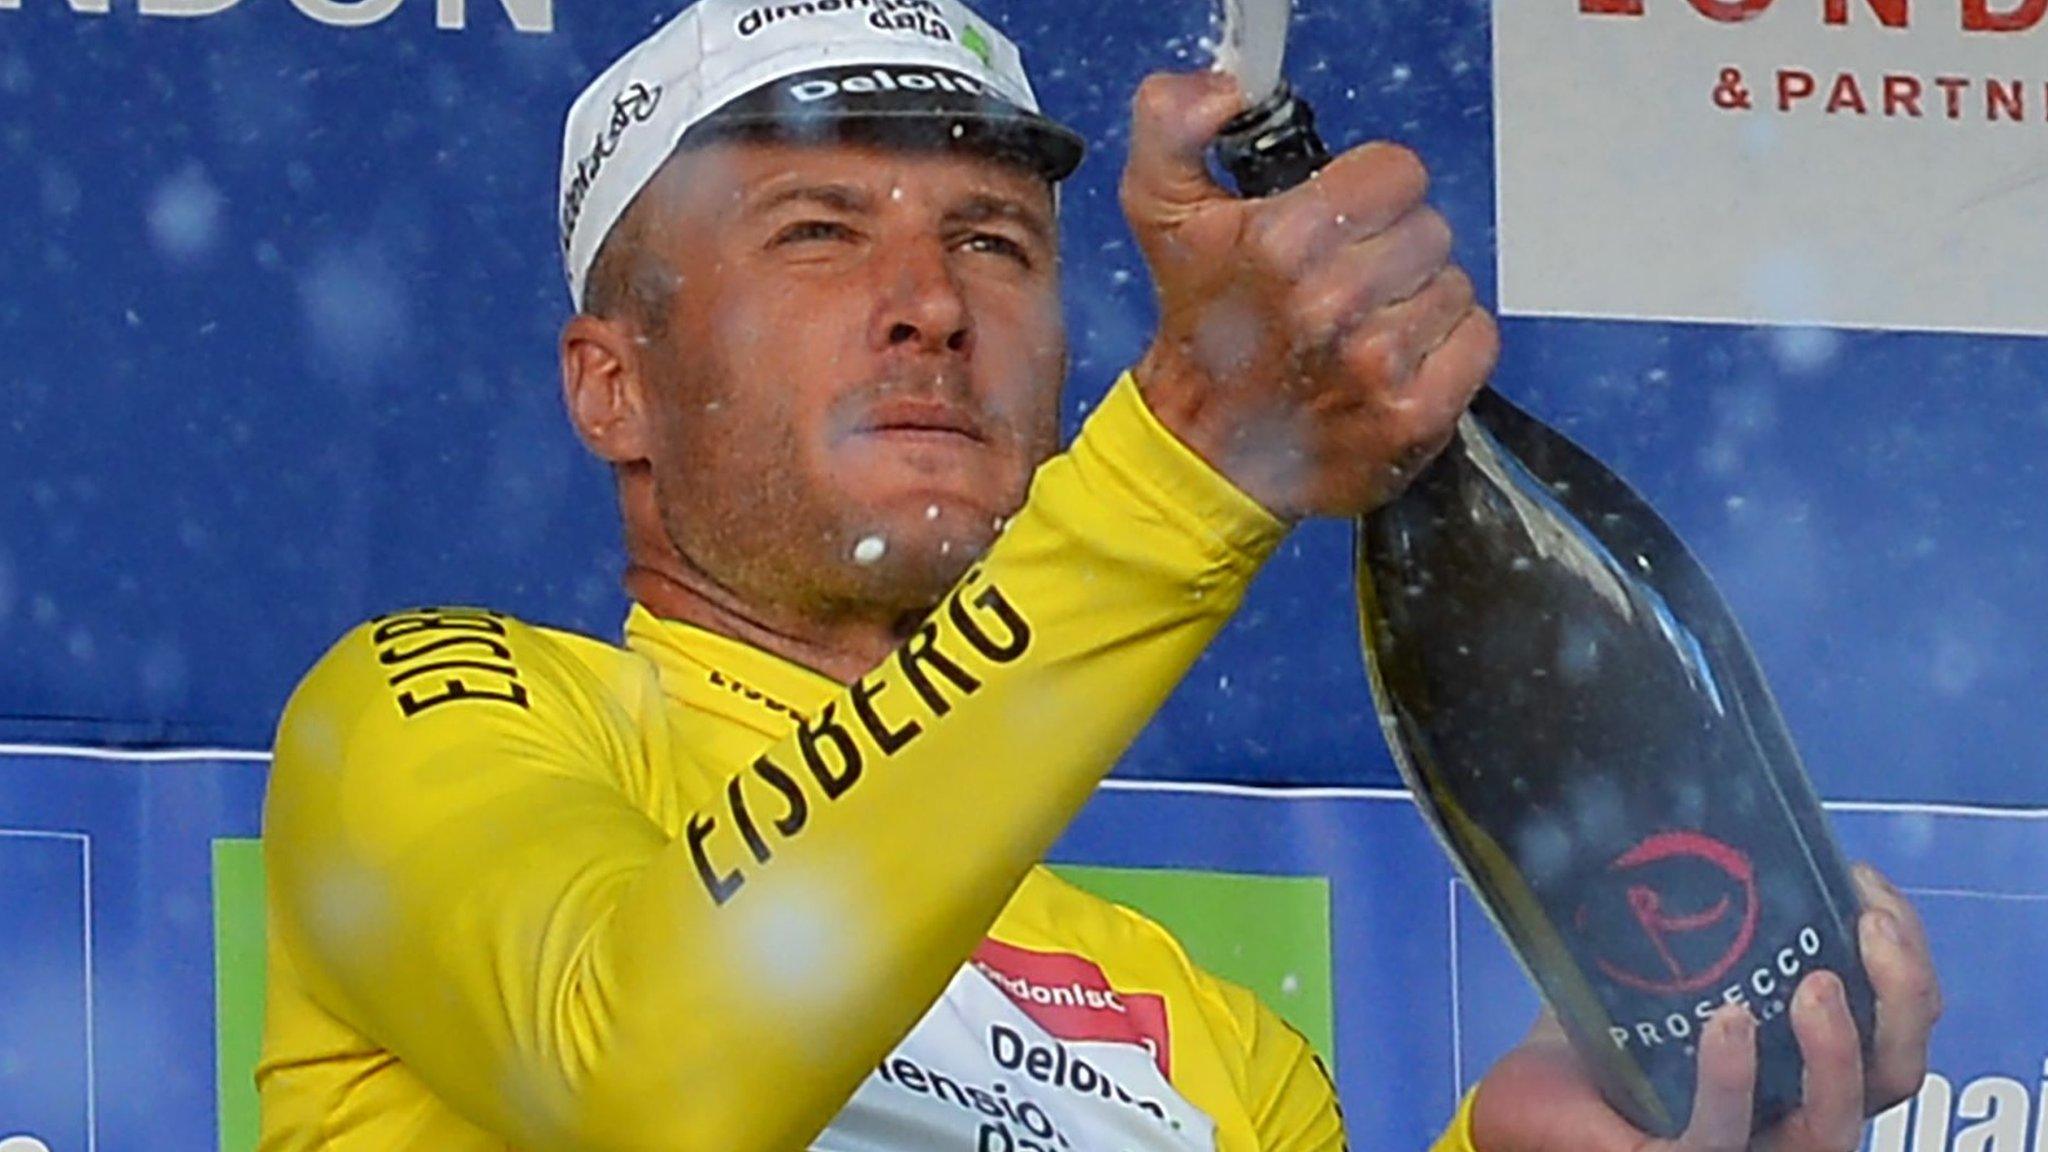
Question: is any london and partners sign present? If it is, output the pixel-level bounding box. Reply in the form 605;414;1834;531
1495;0;2048;337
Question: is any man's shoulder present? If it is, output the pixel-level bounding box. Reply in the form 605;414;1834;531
991;866;1225;1002
279;606;655;744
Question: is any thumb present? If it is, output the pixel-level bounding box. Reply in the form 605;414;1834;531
1121;69;1248;217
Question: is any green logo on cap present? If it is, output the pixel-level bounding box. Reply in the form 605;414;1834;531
962;22;993;66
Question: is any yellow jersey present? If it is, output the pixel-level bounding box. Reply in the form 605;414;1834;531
257;375;1482;1151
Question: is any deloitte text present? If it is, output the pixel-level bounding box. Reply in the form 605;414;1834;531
0;0;553;32
788;66;988;105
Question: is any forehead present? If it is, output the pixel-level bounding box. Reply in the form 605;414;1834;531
661;137;1058;218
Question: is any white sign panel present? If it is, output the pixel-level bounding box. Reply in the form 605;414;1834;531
1494;0;2048;336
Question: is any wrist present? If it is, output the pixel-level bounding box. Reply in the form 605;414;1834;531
1068;373;1291;563
1131;343;1300;523
1130;338;1302;522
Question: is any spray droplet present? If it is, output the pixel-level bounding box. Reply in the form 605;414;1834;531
853;535;888;565
925;504;941;521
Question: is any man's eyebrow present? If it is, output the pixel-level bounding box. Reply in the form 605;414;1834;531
746;182;876;217
946;193;1055;249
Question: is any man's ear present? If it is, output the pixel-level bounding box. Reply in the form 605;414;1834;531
561;314;655;464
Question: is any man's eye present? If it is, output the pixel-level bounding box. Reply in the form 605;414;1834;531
962;232;1032;266
773;220;856;246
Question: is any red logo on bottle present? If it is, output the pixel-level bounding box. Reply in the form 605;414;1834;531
1574;830;1759;995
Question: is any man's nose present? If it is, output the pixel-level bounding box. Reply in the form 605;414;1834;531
873;239;972;356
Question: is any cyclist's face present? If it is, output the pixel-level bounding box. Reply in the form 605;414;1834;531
635;140;1066;618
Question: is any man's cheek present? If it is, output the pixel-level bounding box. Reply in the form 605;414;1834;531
977;349;1063;440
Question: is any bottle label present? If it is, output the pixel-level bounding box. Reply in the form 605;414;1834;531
1567;829;1839;1053
1603;922;1824;1051
1573;830;1760;997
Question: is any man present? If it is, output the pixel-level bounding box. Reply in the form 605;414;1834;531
256;0;1940;1148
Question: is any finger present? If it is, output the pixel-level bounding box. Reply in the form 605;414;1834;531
1385;306;1498;432
1121;70;1248;214
1852;863;1942;1113
1764;972;1865;1152
1342;308;1496;491
1401;268;1481;363
1290;209;1456;342
1854;863;1932;968
1674;1006;1758;1152
1859;906;1940;1112
1247;145;1434;279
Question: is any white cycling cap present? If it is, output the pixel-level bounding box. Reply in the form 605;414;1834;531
559;0;1086;308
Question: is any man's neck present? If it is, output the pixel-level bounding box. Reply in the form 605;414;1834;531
623;561;920;686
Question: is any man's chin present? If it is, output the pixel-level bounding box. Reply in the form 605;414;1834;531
833;512;1003;607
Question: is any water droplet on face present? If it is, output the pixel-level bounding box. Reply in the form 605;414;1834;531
925;504;941;521
853;535;888;565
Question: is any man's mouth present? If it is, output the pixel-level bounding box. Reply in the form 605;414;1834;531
854;398;988;446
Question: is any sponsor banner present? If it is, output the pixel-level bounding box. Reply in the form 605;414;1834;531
0;834;90;1152
1494;0;2048;336
0;751;268;1152
0;0;554;32
0;750;2041;1150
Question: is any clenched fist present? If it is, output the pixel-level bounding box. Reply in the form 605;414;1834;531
1121;70;1498;521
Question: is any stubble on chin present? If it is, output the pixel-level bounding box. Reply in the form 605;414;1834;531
820;506;1005;620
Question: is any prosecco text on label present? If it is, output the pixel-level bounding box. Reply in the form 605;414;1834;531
1607;925;1826;1050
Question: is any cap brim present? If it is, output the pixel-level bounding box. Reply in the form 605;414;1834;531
686;64;1084;183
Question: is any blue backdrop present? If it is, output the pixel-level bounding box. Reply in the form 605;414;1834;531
2;2;2043;1149
4;0;2041;802
0;751;2035;1151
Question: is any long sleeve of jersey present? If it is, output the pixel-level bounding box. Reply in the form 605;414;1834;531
266;375;1298;1150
